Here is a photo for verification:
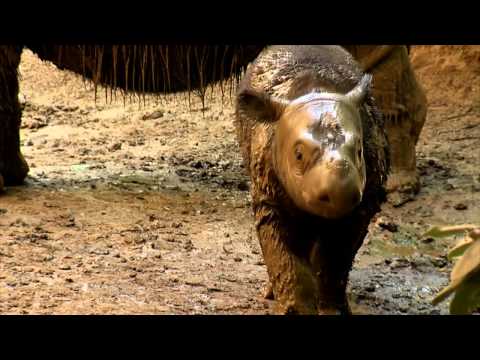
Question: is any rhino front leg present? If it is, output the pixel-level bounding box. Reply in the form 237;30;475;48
264;282;274;300
371;46;427;194
0;45;29;186
345;45;427;195
255;206;352;315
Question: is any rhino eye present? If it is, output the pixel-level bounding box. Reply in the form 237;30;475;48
357;147;363;164
294;144;304;162
295;150;303;161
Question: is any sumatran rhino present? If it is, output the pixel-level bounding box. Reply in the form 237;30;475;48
235;45;389;314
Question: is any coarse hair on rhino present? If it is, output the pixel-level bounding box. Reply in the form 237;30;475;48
235;45;389;314
0;45;265;190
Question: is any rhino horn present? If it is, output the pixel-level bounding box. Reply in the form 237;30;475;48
345;74;372;106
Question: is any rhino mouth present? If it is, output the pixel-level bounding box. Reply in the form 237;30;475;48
300;179;363;219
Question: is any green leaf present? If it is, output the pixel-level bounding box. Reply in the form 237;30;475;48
432;281;459;305
449;273;480;315
71;164;89;172
432;240;480;306
451;240;480;283
423;225;477;239
448;236;474;260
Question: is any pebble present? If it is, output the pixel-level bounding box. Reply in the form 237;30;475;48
237;181;249;191
444;183;454;191
471;184;480;192
454;203;468;210
430;257;448;268
90;248;110;256
377;218;399;232
43;255;54;262
109;142;122;151
389;258;410;269
142;110;164;120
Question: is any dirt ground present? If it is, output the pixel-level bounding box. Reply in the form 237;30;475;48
0;46;479;315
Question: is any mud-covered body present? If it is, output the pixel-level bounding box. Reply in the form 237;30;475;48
235;45;389;314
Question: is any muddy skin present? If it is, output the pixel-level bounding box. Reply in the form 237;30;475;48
236;45;389;315
270;80;370;219
344;45;427;195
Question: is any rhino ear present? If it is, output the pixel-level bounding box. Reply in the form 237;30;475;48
346;74;372;106
237;87;288;122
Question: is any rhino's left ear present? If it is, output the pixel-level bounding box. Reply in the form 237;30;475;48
345;74;372;106
236;86;289;123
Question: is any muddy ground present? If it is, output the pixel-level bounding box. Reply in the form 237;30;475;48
0;46;479;315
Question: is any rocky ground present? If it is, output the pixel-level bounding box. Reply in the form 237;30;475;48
0;46;479;314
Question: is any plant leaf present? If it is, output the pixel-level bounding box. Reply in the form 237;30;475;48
451;239;480;283
423;225;477;239
71;164;89;173
432;281;460;305
432;240;480;306
448;236;474;260
449;273;480;315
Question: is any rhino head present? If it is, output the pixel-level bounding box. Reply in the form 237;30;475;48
238;74;372;219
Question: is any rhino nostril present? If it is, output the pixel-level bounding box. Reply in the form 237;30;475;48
350;191;361;205
319;194;330;203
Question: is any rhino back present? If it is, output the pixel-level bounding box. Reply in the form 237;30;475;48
244;45;364;100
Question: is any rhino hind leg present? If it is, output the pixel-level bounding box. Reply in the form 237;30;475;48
0;46;29;187
0;148;29;186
